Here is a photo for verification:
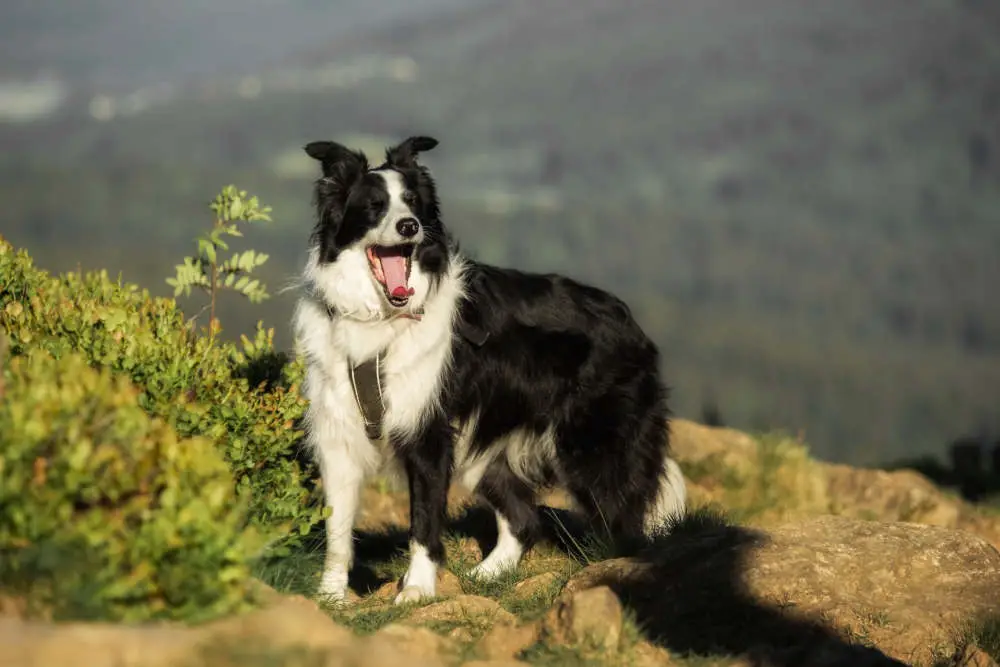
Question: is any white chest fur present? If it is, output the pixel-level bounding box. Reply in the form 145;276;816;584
293;259;465;475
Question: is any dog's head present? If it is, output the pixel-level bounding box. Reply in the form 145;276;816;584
303;136;450;319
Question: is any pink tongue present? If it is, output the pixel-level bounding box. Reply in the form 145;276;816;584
379;255;410;297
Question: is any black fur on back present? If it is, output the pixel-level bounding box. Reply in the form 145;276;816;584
437;261;673;551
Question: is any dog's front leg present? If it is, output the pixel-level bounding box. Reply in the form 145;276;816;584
315;446;363;604
395;419;453;605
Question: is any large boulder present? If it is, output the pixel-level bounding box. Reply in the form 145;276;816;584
564;514;1000;666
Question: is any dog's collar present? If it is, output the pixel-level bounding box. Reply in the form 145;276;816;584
322;302;489;347
323;302;425;323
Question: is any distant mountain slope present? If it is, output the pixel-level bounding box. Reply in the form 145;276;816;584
0;0;488;87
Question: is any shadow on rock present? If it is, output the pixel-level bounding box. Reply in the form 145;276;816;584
568;509;911;667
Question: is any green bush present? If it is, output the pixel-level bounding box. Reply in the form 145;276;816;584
0;235;323;549
0;346;258;622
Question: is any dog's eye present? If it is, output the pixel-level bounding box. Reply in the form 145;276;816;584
401;190;417;206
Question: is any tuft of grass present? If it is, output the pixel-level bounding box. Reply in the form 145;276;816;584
545;508;618;565
252;536;326;598
520;641;606;667
326;600;411;636
955;615;1000;663
682;431;830;526
928;615;1000;667
457;566;523;599
861;609;891;629
419;612;497;663
679;454;744;491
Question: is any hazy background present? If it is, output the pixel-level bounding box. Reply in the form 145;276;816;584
1;0;998;467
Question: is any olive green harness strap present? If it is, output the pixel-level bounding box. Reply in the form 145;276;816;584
349;353;386;441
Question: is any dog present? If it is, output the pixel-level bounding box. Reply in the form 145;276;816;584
293;136;686;605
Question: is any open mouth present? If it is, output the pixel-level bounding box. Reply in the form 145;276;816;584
366;244;415;308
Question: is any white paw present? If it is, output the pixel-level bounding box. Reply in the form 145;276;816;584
469;513;524;580
316;567;350;605
394;541;437;605
468;555;517;581
394;584;433;605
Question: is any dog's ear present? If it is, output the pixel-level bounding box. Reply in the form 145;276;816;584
385;136;439;169
303;140;368;179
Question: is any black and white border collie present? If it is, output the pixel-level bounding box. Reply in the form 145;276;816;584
293;136;686;605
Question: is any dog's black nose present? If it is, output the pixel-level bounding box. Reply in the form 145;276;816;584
396;218;420;238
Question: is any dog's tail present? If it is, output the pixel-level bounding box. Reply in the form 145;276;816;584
642;456;688;537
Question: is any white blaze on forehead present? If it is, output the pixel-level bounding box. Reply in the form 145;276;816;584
373;169;416;223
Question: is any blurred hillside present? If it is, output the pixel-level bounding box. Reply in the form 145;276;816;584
0;0;998;465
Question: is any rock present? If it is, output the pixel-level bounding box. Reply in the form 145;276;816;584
334;635;448;667
562;515;1000;666
542;585;624;652
372;579;399;600
670;419;760;470
0;591;446;667
406;595;516;627
438;569;465;597
826;464;963;526
209;593;355;649
0;619;198;667
743;516;1000;664
563;558;652;596
825;464;1000;551
669;418;1000;551
477;622;540;660
511;572;561;600
371;624;454;663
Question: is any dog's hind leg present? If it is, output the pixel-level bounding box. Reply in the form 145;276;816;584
395;418;454;604
556;402;683;548
469;458;541;580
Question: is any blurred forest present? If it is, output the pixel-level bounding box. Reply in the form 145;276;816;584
1;0;998;467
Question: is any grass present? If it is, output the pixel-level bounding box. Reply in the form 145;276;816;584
326;600;412;636
934;614;1000;666
677;431;832;528
928;615;1000;667
966;615;1000;661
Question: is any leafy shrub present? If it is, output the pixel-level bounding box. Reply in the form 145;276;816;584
0;345;258;622
0;235;323;549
